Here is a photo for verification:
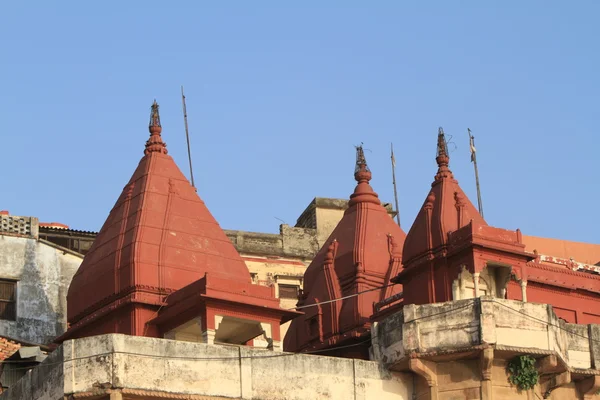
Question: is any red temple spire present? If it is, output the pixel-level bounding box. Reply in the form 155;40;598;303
145;100;168;155
61;99;298;343
284;144;406;358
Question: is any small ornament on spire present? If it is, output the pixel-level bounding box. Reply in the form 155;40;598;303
150;99;161;128
434;127;452;181
436;127;449;165
354;143;372;183
145;100;168;155
349;143;380;206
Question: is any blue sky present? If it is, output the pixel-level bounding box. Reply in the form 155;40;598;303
1;2;598;243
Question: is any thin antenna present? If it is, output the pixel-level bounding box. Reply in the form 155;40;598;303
181;86;196;189
468;128;484;218
390;143;401;227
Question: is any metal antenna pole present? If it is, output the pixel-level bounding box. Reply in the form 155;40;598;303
390;143;401;227
468;128;484;218
181;86;196;189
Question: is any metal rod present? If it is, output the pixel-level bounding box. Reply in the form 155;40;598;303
468;128;484;218
181;86;196;189
390;143;401;227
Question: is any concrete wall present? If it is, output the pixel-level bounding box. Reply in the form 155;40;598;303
372;297;600;399
373;297;600;371
0;234;82;344
0;334;413;400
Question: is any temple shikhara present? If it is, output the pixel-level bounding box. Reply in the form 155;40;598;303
284;145;406;359
0;101;599;399
58;101;298;349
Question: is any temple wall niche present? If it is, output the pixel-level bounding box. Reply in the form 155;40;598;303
454;265;510;300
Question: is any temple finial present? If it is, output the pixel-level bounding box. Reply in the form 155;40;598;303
436;127;449;164
349;143;380;206
145;100;168;155
354;143;371;183
149;99;161;128
434;127;452;181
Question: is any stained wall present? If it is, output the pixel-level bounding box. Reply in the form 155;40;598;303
0;216;82;345
0;334;414;400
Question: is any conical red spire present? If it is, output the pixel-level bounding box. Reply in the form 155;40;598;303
349;144;380;206
434;127;453;182
63;99;283;341
145;100;168;155
284;144;406;357
402;127;486;266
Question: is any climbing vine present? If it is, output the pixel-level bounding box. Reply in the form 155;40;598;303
507;355;539;391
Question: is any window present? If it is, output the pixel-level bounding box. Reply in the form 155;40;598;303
278;284;299;299
0;280;16;321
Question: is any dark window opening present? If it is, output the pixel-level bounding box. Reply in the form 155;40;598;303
0;280;16;321
279;284;299;299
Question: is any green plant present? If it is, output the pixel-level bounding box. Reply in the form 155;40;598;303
507;355;539;391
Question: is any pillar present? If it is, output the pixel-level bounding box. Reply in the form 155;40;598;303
202;329;216;344
473;272;480;298
520;280;527;302
480;348;493;400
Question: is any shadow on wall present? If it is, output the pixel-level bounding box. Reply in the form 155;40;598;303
0;238;76;345
19;240;62;344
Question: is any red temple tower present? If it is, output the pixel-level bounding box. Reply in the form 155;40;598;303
284;145;406;359
394;128;533;305
392;128;600;324
58;101;298;348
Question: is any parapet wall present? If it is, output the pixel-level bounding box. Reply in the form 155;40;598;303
225;223;319;260
0;214;38;238
372;297;600;372
0;334;413;400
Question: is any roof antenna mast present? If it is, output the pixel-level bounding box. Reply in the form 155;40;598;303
390;143;401;227
181;86;196;189
468;128;484;218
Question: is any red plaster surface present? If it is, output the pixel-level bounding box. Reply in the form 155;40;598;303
284;147;405;358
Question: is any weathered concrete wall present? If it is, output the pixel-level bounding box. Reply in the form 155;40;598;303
1;334;413;400
225;224;318;260
373;297;600;371
372;297;600;400
0;235;82;344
